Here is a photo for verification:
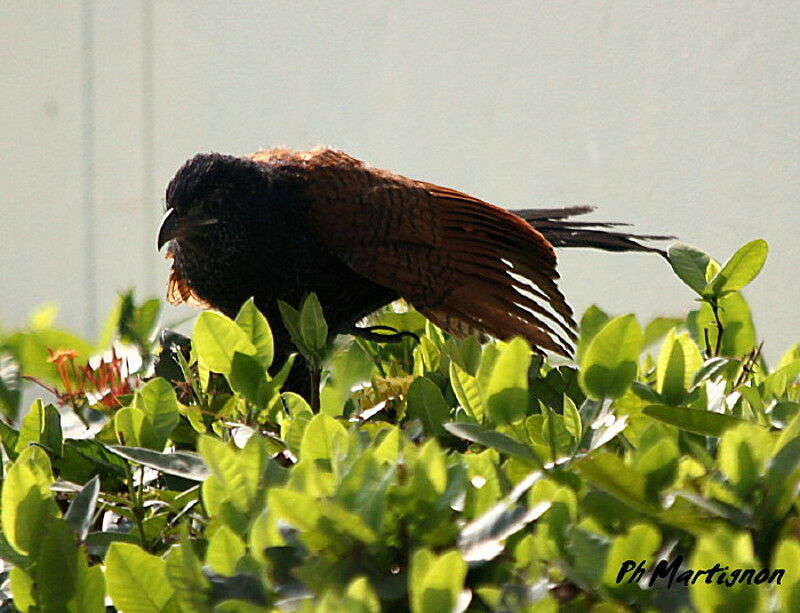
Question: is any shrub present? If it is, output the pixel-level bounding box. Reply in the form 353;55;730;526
0;240;798;612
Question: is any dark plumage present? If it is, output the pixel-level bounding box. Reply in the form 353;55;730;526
158;147;670;370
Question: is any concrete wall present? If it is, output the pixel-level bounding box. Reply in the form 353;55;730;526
2;2;798;362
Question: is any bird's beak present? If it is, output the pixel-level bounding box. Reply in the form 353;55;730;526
158;209;179;250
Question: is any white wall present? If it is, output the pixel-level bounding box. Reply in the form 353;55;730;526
2;1;798;362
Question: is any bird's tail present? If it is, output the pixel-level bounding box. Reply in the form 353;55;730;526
515;206;673;259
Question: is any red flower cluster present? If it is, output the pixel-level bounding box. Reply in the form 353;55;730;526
44;347;134;409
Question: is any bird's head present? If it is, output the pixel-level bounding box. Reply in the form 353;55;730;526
157;153;266;252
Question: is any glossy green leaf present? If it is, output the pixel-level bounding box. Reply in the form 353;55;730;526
37;518;105;613
689;527;763;612
138;377;180;450
299;293;328;353
773;539;800;613
197;436;253;513
689;291;756;357
106;542;177;613
573;452;655;514
562;395;582;441
718;424;774;493
485;337;530;425
668;242;713;295
300;413;348;465
406;377;450;436
449;361;485;424
15;399;62;456
235;297;274;368
207;525;246;576
656;329;702;406
444;422;542;468
579;314;643;400
114;406;158;449
759;437;800;523
643;404;750;437
577;304;610;360
193;311;256;375
410;549;467;613
705;239;768;297
1;445;58;556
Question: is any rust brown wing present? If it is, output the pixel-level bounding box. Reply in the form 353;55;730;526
298;149;577;356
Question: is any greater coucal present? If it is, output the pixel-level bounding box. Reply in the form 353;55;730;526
157;147;668;368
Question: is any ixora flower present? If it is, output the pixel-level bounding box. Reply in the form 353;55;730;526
39;346;134;409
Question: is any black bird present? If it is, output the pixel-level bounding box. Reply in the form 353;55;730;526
157;147;668;372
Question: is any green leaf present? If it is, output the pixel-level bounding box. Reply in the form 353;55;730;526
229;351;269;406
689;291;756;357
342;576;381;613
643;404;750;437
562;395;582;441
36;518;105;613
449;361;485;424
577;304;610;361
656;330;702;406
114;406;158;449
107;445;210;481
579;314;643;400
164;526;211;611
759;437;800;524
718;424;774;494
193;311;256;375
235;298;274;368
406;377;450;436
705;239;768;297
16;399;62;456
444;422;542;468
9;567;36;612
138;378;180;450
485;337;531;425
299;293;328;353
773;539;800;613
573;452;655;514
106;542;176;613
1;445;59;556
198;436;253;513
300;413;348;465
207;525;246;576
410;549;467;613
689;527;763;612
601;523;661;590
668;242;713;295
64;475;100;541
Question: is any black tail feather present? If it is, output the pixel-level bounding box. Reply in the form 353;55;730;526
514;206;674;259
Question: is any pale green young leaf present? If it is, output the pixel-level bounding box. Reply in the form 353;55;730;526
579;314;643;400
299;413;348;465
449;361;486;424
235;297;274;368
1;445;58;556
705;239;768;297
193;311;256;375
485;337;531;425
138;377;180;449
105;542;176;613
207;525;246;576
